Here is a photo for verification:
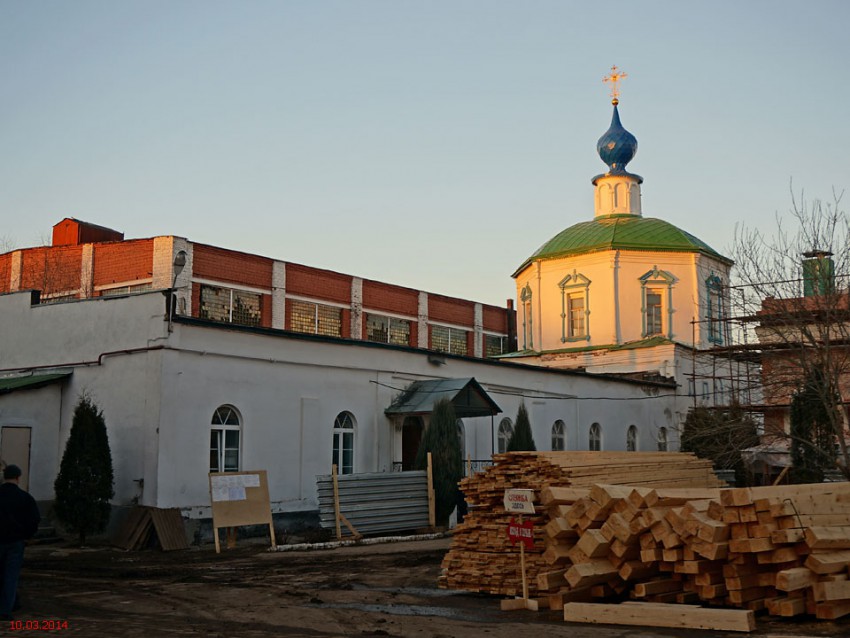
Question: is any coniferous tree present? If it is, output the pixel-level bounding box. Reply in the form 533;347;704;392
681;403;759;486
507;402;536;452
789;369;838;484
54;396;115;545
414;399;462;527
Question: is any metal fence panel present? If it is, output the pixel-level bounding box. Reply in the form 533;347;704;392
316;471;430;536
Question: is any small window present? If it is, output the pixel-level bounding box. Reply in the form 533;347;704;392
706;275;724;345
333;412;356;475
551;420;566;451
626;425;637;452
200;284;261;327
497;418;514;454
520;285;533;350
589;422;601;451
558;271;591;343
639;267;676;338
366;314;411;346
210;405;241;473
688;378;695;397
657;427;668;452
290;300;342;337
431;325;468;356
484;334;508;357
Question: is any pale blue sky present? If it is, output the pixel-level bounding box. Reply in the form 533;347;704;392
1;1;847;306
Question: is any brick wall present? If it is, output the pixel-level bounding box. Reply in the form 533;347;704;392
0;253;9;293
362;280;419;316
286;263;351;304
20;246;83;295
193;244;273;289
482;304;510;333
428;293;475;326
93;240;154;286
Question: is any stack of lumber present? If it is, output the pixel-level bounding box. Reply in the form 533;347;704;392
539;481;850;625
113;506;189;551
438;451;724;596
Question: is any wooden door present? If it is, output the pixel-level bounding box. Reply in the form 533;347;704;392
1;427;32;491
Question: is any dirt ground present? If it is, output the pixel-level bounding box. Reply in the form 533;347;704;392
7;537;849;637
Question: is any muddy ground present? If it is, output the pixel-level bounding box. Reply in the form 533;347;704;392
8;537;848;637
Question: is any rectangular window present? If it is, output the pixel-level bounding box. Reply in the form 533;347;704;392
289;300;342;337
200;285;261;327
100;283;152;297
366;314;411;346
708;288;724;344
210;429;240;473
484;334;507;357
567;293;585;338
646;289;663;336
431;325;468;356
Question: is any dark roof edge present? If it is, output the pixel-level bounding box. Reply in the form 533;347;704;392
174;315;676;390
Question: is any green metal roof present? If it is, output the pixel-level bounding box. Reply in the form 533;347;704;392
385;377;501;418
514;215;732;277
0;372;72;395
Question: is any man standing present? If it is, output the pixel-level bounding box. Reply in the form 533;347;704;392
0;465;40;620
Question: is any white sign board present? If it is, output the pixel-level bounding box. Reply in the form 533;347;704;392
503;489;535;514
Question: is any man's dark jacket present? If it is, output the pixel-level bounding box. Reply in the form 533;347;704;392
0;482;40;543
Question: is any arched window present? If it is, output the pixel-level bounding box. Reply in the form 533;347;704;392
657;427;668;452
589;422;601;451
626;425;638;452
551;420;566;451
497;418;514;454
333;412;356;475
210;405;241;473
456;419;466;461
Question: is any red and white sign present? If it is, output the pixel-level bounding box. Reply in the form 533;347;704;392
506;518;535;549
503;489;535;514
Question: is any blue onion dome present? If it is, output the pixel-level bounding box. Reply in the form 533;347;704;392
596;102;638;173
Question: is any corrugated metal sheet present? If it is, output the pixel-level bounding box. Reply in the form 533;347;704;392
316;471;430;536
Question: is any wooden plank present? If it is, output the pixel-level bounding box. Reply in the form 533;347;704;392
805;550;850;575
804;526;850;550
575;528;610;558
775;567;818;592
813;579;850;602
148;507;189;551
563;602;755;632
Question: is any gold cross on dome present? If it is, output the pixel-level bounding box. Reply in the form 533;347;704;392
603;65;628;103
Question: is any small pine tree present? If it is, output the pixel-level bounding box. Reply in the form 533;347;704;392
507;402;536;451
414;399;462;527
789;369;837;484
54;396;115;545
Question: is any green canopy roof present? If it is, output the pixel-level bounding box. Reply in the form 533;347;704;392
0;372;71;395
514;215;731;277
385;377;501;418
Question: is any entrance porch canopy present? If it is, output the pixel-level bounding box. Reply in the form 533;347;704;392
384;377;501;418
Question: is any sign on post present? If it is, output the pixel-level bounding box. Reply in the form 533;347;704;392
500;488;538;611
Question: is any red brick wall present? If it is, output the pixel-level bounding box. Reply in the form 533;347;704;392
20;246;82;295
193;244;273;289
0;253;9;294
362;280;418;316
428;293;474;326
483;304;510;333
286;263;351;304
93;240;153;286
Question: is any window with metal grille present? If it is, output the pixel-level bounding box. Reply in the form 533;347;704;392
431;325;468;356
484;334;507;357
210;405;241;473
551;420;566;451
589;422;602;451
366;314;410;346
497;418;514;454
332;412;355;475
100;282;152;297
289;300;342;337
199;285;261;327
626;425;638;452
657;427;668;452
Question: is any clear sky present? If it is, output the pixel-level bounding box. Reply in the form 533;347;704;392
1;1;847;307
